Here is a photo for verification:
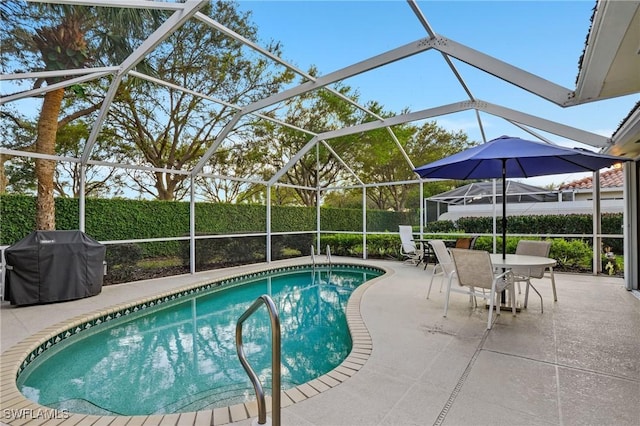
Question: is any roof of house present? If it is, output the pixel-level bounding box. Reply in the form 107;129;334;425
558;167;623;190
428;180;558;205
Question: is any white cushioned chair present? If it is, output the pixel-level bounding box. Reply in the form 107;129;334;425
446;249;516;330
426;239;456;299
398;225;422;266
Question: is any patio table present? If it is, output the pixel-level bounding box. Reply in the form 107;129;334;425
489;253;557;308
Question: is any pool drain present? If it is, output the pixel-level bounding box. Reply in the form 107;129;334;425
432;327;490;426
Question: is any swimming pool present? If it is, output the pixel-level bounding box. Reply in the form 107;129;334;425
16;264;383;416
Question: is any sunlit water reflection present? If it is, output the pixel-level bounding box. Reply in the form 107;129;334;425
18;266;382;415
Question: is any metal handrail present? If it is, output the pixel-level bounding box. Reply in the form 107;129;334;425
326;245;332;264
236;295;281;426
310;245;315;265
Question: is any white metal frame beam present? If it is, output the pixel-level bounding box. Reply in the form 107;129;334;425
407;0;488;142
430;35;576;106
505;121;554;144
196;12;415;171
267;136;319;186
28;0;187;10
194;11;430;174
319;141;365;186
128;70;315;137
239;37;437;117
0;70;116;104
478;102;611;147
623;162;638;290
0;147;192;175
320;102;471;139
0;66;119;82
191;111;244;175
311;100;610;148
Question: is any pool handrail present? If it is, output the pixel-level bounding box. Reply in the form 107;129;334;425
236;294;281;426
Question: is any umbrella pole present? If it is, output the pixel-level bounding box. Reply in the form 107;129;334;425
501;159;507;304
502;159;507;259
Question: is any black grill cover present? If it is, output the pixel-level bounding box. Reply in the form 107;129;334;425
4;230;106;306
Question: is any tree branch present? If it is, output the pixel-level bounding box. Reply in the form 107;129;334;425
58;102;102;128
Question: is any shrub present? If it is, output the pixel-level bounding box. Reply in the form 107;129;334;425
105;244;143;267
319;233;401;259
548;238;592;270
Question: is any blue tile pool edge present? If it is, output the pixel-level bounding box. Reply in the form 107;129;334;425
0;261;391;426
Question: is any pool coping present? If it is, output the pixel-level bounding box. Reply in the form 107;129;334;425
0;261;392;425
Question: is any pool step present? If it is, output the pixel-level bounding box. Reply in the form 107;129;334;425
157;380;298;414
48;398;118;416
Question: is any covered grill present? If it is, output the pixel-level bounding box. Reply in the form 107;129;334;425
3;230;106;306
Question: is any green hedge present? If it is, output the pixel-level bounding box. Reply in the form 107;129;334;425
426;213;623;253
430;213;623;235
1;194;622;273
319;233;401;259
472;236;594;270
0;193;414;247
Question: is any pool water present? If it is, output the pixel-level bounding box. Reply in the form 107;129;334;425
17;265;382;415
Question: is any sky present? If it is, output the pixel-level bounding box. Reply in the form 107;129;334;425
235;0;639;188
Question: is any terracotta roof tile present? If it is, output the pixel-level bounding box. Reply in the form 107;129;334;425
558;168;623;190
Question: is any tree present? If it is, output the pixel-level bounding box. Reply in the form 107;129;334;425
0;106;37;194
0;112;123;197
348;107;474;211
404;121;475;208
54;120;125;198
352;119;416;210
255;72;362;206
1;1;163;228
196;142;268;203
31;10;89;229
322;189;364;209
107;1;294;201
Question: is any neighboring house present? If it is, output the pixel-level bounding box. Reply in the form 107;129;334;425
430;168;623;221
558;166;624;201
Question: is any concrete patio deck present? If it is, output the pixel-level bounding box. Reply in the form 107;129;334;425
1;257;638;425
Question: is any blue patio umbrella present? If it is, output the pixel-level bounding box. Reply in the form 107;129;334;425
414;135;628;257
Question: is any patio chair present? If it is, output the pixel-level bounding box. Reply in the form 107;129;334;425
399;225;422;266
446;249;516;330
426;240;456;299
512;240;554;313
